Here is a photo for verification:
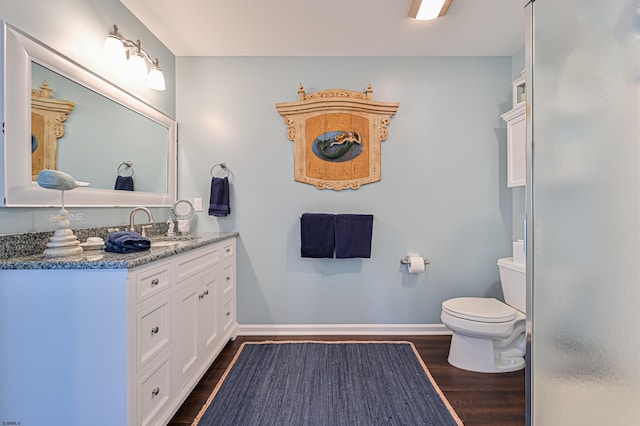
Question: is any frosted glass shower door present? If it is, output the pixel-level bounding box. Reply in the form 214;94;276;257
528;0;640;424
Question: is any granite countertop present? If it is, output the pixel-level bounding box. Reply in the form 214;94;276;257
0;232;239;270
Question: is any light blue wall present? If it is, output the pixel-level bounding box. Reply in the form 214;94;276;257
0;0;176;233
177;56;514;324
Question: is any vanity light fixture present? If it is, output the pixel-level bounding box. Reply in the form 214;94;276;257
408;0;453;20
103;24;166;91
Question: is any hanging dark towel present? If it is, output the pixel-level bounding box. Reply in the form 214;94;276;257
209;176;230;216
335;214;374;258
114;176;134;191
300;213;335;258
105;231;150;253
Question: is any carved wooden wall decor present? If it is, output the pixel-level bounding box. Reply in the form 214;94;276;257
276;84;399;190
31;80;75;180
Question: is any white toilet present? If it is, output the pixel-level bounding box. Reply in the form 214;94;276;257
441;257;526;373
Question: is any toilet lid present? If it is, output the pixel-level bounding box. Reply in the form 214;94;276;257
442;297;517;323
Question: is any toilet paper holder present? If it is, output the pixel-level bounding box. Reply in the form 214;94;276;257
400;255;430;265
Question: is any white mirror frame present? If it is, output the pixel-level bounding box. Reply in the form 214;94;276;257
0;21;177;207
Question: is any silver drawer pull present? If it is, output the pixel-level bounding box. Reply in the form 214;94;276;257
151;278;159;286
151;387;160;397
151;326;159;334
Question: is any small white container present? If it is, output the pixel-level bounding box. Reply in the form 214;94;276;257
512;240;525;265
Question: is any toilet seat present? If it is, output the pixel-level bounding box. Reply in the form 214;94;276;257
442;297;517;323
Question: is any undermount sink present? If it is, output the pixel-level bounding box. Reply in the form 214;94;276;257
150;240;180;248
150;235;201;248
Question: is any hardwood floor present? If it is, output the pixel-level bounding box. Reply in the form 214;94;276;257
168;335;525;426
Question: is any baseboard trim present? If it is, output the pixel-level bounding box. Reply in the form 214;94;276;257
237;323;451;336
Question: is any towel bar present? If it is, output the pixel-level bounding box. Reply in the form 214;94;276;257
400;256;430;265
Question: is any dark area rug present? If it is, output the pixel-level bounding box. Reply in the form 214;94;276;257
193;341;463;425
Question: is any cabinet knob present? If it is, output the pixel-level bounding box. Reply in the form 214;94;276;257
199;293;204;300
151;326;159;334
151;387;160;397
226;311;231;317
151;278;159;286
204;290;209;296
225;248;231;253
226;276;231;281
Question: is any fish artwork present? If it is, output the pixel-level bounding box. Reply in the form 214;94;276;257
313;131;362;161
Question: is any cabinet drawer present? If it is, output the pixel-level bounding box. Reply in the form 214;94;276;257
135;263;171;304
223;296;235;333
221;240;235;260
138;354;171;426
175;245;220;283
137;297;171;371
222;261;235;300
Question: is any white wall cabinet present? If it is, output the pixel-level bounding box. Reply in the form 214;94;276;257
501;103;526;187
0;237;237;426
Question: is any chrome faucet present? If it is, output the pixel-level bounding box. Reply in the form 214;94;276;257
129;207;154;235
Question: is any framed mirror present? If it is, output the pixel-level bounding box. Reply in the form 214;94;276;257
1;21;177;207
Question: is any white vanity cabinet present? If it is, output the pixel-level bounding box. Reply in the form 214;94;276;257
501;103;526;188
172;239;236;401
0;236;237;426
132;239;238;426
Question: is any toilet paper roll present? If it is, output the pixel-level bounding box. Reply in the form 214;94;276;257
408;256;425;273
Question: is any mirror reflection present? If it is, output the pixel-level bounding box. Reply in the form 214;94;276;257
1;21;176;207
31;63;169;193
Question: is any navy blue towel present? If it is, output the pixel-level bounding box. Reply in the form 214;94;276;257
105;231;150;253
209;177;230;217
300;213;335;258
114;176;134;191
335;214;374;258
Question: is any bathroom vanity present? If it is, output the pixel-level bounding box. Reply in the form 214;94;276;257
0;232;238;426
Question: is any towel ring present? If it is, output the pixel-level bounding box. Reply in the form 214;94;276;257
210;162;233;179
117;161;135;177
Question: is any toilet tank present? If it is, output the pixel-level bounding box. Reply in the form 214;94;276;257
497;257;526;313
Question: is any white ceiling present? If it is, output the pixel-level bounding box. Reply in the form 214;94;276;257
119;0;525;57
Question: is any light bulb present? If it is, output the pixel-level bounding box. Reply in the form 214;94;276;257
147;67;166;91
127;51;148;82
103;35;126;65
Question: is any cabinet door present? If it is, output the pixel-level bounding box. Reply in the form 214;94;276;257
172;265;220;394
173;282;200;391
505;107;526;187
200;270;219;357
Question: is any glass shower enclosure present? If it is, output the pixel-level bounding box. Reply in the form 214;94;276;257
526;0;640;424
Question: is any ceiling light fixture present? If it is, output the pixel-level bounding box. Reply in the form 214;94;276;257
408;0;454;21
103;24;166;91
